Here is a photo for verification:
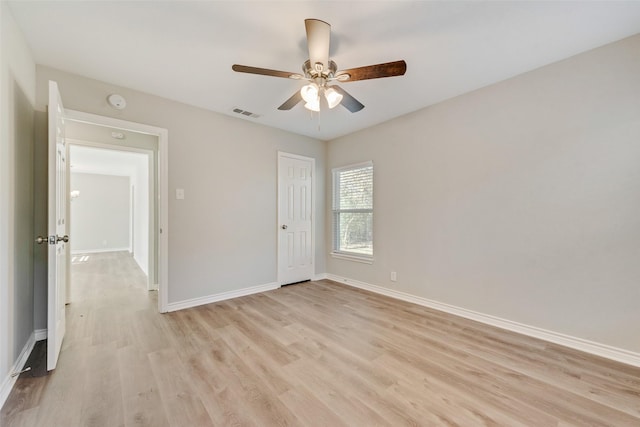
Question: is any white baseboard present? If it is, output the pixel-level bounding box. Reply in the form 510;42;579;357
34;329;47;341
166;282;281;312
313;273;328;281
71;247;131;255
326;274;640;368
0;331;36;410
133;255;149;277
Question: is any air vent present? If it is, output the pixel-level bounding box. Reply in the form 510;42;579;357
231;107;260;119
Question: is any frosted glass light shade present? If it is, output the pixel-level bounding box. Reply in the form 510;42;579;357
300;83;319;103
324;87;343;109
304;99;320;112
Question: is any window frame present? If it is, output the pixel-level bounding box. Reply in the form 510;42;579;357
331;161;374;263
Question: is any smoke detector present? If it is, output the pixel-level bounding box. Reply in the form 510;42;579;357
107;94;127;110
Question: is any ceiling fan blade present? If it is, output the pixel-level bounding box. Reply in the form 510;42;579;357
278;91;303;110
336;60;407;82
305;19;331;73
232;64;303;79
332;86;364;113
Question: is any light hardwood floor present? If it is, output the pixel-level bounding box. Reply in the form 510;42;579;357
2;252;639;426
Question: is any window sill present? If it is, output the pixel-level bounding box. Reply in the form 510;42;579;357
330;252;373;264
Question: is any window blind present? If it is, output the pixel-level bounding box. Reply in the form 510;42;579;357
332;162;373;257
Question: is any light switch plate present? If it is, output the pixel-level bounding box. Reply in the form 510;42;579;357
176;188;184;200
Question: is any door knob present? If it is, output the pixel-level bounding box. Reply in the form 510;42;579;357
37;235;69;244
281;225;288;230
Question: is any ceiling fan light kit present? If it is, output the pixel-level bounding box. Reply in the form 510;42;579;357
232;18;406;114
300;82;343;111
324;87;343;109
300;83;319;104
304;98;320;112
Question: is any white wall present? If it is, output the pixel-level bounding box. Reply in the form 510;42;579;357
33;65;326;311
70;173;131;253
0;1;36;407
327;34;640;354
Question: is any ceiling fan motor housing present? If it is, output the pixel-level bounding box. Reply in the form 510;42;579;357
303;59;337;80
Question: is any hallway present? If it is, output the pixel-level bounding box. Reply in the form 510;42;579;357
69;251;149;303
1;251;158;426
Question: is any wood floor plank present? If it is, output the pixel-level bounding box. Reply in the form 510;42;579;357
0;378;47;427
216;325;294;395
282;359;391;426
79;341;125;427
0;406;40;427
2;251;640;426
216;302;301;367
178;341;261;426
130;307;172;355
148;348;215;427
278;385;349;427
204;338;301;426
117;345;170;427
30;338;91;427
345;283;640;416
336;286;640;419
284;322;397;390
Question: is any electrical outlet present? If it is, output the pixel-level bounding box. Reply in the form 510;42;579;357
390;271;397;282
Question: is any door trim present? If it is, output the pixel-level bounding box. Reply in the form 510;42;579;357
64;109;169;312
277;151;316;286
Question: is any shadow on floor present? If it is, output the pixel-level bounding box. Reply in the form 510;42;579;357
20;340;48;378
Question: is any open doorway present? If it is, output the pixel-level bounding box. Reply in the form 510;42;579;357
68;143;153;301
63;114;167;311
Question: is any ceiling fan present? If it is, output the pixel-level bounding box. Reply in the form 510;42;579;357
232;19;407;113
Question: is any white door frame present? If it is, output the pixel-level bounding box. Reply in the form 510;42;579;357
64;109;169;312
277;151;315;285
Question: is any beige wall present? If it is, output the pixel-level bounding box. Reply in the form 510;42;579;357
327;34;640;353
33;66;326;316
0;2;36;402
70;173;131;252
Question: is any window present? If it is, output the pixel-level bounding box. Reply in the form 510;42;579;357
332;162;373;259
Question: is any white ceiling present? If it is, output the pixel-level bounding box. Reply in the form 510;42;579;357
69;143;146;178
67;120;150;177
66;119;157;147
9;1;640;141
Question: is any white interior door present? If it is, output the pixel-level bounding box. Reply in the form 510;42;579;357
47;81;67;370
278;153;314;285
